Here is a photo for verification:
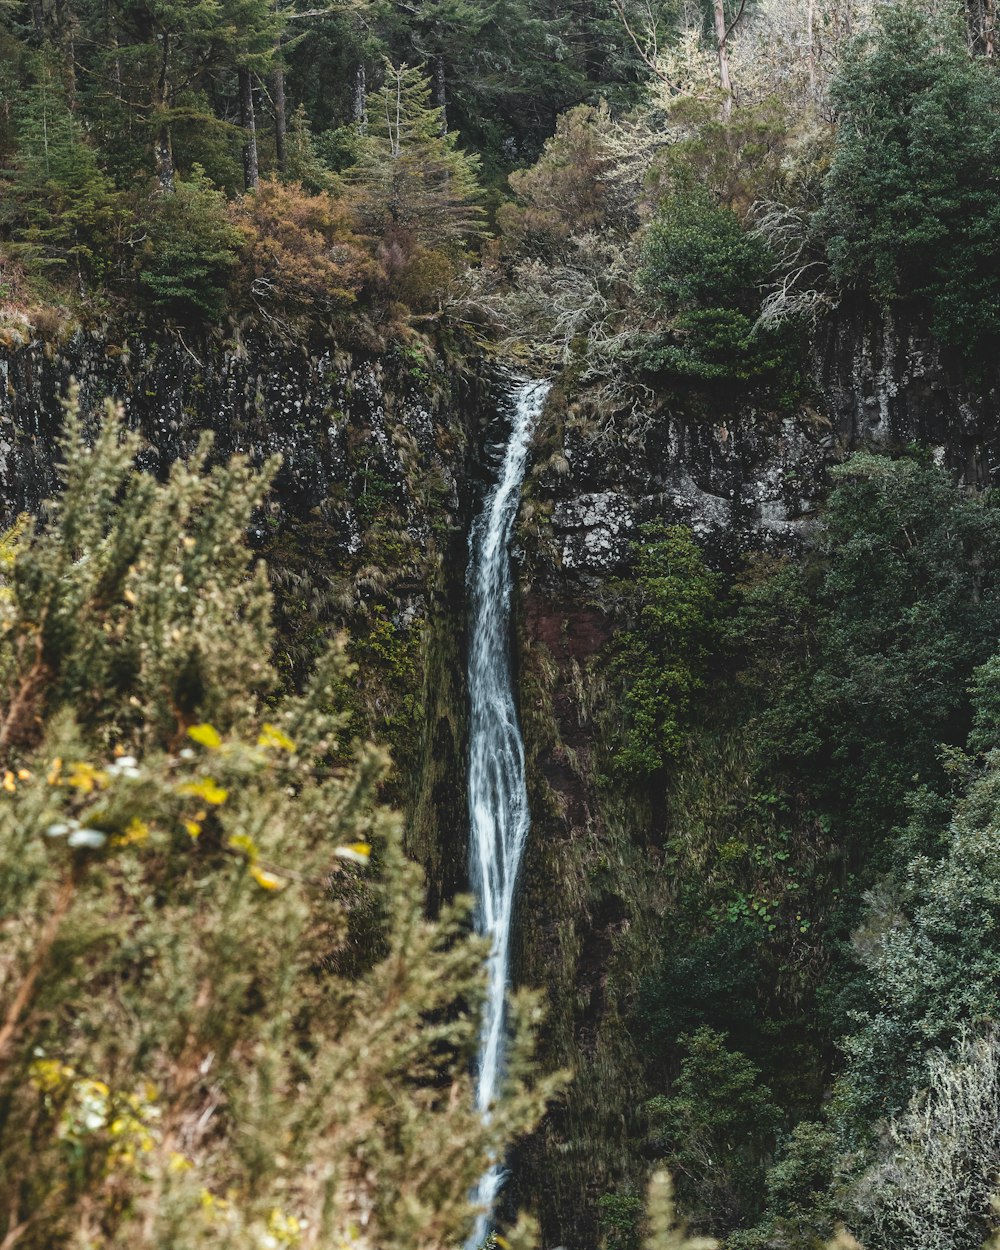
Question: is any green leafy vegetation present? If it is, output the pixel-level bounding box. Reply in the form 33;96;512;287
620;456;1000;1243
0;394;558;1249
0;0;680;333
9;0;1000;1243
607;523;720;778
137;167;242;319
646;1029;781;1233
820;4;1000;362
638;188;802;390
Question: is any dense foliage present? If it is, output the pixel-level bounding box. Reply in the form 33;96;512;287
608;524;720;778
0;0;680;333
0;399;556;1249
820;4;1000;361
9;0;1000;1244
638;189;801;390
621;454;1000;1247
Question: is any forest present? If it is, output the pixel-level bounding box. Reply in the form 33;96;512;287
3;0;1000;1245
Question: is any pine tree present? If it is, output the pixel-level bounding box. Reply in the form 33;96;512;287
136;165;241;318
348;60;485;255
0;64;124;286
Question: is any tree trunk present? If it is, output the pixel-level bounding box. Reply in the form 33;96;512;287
272;0;287;171
155;31;174;191
273;64;287;169
714;0;733;118
239;66;260;191
432;53;447;134
155;128;174;191
52;0;77;107
352;61;367;131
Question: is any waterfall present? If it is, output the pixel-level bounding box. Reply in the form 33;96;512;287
466;378;551;1249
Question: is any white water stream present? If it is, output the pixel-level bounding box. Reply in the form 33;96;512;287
466;378;551;1249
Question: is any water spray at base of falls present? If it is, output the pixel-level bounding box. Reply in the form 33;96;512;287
466;378;551;1250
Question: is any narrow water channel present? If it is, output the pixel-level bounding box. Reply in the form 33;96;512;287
466;378;551;1248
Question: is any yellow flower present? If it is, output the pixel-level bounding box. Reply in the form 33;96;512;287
29;1057;74;1091
188;723;222;750
334;842;371;865
267;1208;303;1245
200;1189;231;1214
2;770;15;792
257;723;296;752
250;865;286;891
180;779;228;805
113;818;149;847
66;762;108;794
228;833;258;861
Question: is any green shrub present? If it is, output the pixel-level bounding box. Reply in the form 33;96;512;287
647;1028;781;1233
735;452;1000;865
607;523;720;779
137;167;241;320
497;103;613;260
638;189;802;390
0;395;557;1250
820;3;1000;363
598;1192;646;1250
647;97;793;219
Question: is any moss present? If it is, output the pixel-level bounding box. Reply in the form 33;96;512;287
514;599;669;1248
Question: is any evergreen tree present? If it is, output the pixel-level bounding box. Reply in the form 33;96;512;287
136;165;241;318
220;0;285;188
646;1029;781;1233
820;2;1000;364
348;60;485;255
0;64;124;284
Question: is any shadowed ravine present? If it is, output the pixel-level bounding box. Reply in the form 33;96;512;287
466;379;551;1248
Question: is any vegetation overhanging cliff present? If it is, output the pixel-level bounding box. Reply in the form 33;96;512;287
7;0;1000;1245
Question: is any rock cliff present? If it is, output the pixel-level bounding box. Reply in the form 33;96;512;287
0;326;503;904
510;299;1000;1248
4;301;1000;1250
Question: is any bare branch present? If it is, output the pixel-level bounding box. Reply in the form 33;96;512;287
723;0;748;46
608;0;687;91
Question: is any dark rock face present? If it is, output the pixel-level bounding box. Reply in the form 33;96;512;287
0;330;480;531
816;303;1000;483
523;303;1000;596
0;326;502;908
5;304;1000;1250
512;302;1000;1249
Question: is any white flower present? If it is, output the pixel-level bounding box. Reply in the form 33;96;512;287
67;829;107;849
108;756;141;777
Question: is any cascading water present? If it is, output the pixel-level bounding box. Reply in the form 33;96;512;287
466;378;551;1249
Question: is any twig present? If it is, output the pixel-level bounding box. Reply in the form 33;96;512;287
608;0;684;91
0;876;75;1066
